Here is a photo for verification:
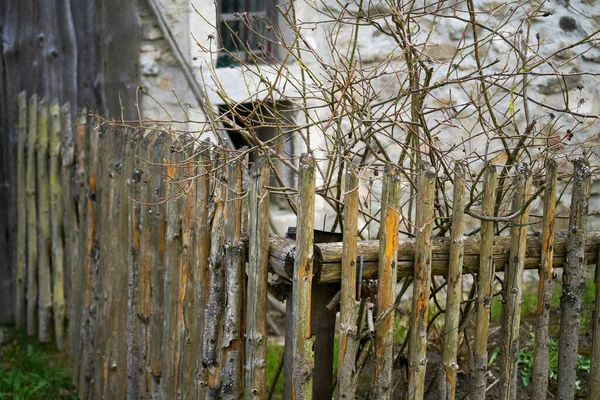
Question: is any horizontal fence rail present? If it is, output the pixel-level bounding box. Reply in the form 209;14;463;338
13;93;600;399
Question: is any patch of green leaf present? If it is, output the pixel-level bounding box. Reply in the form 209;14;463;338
518;332;590;393
0;329;76;399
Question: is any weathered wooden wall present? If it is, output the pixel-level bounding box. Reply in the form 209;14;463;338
0;0;140;324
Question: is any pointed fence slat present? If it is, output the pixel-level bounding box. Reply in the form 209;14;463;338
558;158;591;400
337;163;360;399
532;160;558;399
440;161;466;400
408;162;436;400
291;153;317;400
16;91;27;328
245;155;270;399
472;164;498;399
372;165;402;398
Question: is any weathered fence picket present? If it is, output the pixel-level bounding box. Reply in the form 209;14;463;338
559;159;592;400
372;165;401;398
531;159;557;399
440;161;465;400
13;94;600;399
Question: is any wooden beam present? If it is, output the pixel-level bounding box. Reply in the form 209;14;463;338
268;232;600;284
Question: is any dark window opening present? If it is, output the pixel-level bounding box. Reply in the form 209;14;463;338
217;0;277;67
218;102;296;202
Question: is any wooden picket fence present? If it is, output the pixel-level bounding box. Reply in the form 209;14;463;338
13;91;600;399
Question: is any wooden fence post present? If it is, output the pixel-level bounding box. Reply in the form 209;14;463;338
138;132;158;395
440;161;466;399
194;142;212;399
337;163;360;399
472;163;498;400
532;159;557;399
221;155;247;399
203;151;228;399
77;119;99;399
36;98;52;343
558;158;591;400
372;165;402;399
149;132;168;397
92;126;122;397
60;103;78;356
15;91;27;328
49;100;66;349
245;155;270;399
408;162;436;400
71;111;87;389
26;94;38;338
179;136;197;399
500;163;532;400
127;130;145;398
291;153;316;400
161;134;185;399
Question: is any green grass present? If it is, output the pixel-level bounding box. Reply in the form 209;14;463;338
266;341;285;399
0;329;76;400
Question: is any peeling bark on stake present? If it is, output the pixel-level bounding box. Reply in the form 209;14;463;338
532;160;557;399
194;143;211;399
25;94;38;338
291;153;316;400
245;156;270;399
440;162;466;400
49;100;66;349
500;164;532;400
408;162;436;400
558;159;591;400
372;165;401;400
337;163;360;400
203;152;227;399
37;99;52;343
16;91;27;329
472;164;497;400
222;156;246;399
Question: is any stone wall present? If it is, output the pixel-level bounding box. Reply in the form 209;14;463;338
138;0;600;233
